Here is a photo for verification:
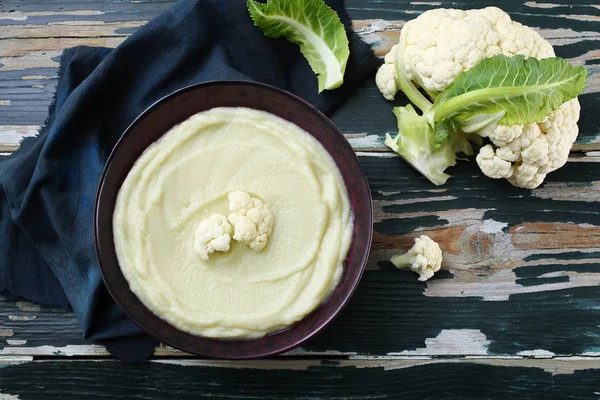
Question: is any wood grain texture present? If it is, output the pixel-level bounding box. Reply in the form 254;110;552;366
2;154;599;358
0;0;599;150
0;358;600;399
0;0;599;377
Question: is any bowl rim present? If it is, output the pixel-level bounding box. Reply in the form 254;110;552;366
94;80;373;359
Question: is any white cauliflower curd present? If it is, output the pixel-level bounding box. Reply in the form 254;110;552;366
194;214;233;261
227;191;274;251
377;7;555;101
391;235;443;281
378;7;586;189
193;191;275;259
477;99;581;189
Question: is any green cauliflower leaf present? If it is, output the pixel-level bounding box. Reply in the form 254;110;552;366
386;55;587;186
248;0;350;92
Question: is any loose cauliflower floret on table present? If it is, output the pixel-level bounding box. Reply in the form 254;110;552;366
227;191;274;251
194;214;233;261
390;235;443;281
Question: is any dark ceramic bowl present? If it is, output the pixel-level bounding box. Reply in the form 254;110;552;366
94;81;373;359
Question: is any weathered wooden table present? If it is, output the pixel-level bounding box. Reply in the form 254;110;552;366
1;0;599;398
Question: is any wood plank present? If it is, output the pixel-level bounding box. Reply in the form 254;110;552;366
0;11;598;149
345;0;600;24
0;125;41;152
2;153;599;358
1;0;599;24
1;79;598;152
0;358;599;399
1;0;599;363
0;1;173;24
0;21;146;40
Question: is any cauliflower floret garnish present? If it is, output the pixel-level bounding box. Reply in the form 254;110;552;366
227;191;274;251
194;214;233;261
390;235;443;282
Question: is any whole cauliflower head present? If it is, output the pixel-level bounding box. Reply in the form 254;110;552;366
377;6;581;189
194;214;233;261
391;235;443;281
227;191;274;251
477;99;581;188
376;7;555;99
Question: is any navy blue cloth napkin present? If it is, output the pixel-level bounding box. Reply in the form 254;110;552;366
0;0;378;362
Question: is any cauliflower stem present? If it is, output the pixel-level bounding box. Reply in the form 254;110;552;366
385;105;475;185
394;32;433;113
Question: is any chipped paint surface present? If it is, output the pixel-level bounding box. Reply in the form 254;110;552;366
536;28;600;47
425;269;600;301
284;348;359;357
352;19;404;34
569;153;600;162
0;10;104;21
0;343;352;358
0;0;600;376
20;75;51;80
0;345;108;357
389;330;491;356
1;18;599;150
7;316;36;322
15;301;40;313
532;182;600;202
518;349;556;358
0;329;14;337
355;151;397;158
557;14;600;23
480;219;508;234
410;1;442;5
524;1;561;8
5;341;26;346
0;51;62;71
0;125;40;152
0;392;21;400
153;359;316;370
382;358;600;375
346;134;385;150
376;195;457;208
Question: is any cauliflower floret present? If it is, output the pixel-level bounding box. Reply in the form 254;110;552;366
477;99;580;189
377;6;555;99
480;124;523;148
475;145;514;179
375;44;399;100
390;235;443;281
227;191;274;251
194;214;232;261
